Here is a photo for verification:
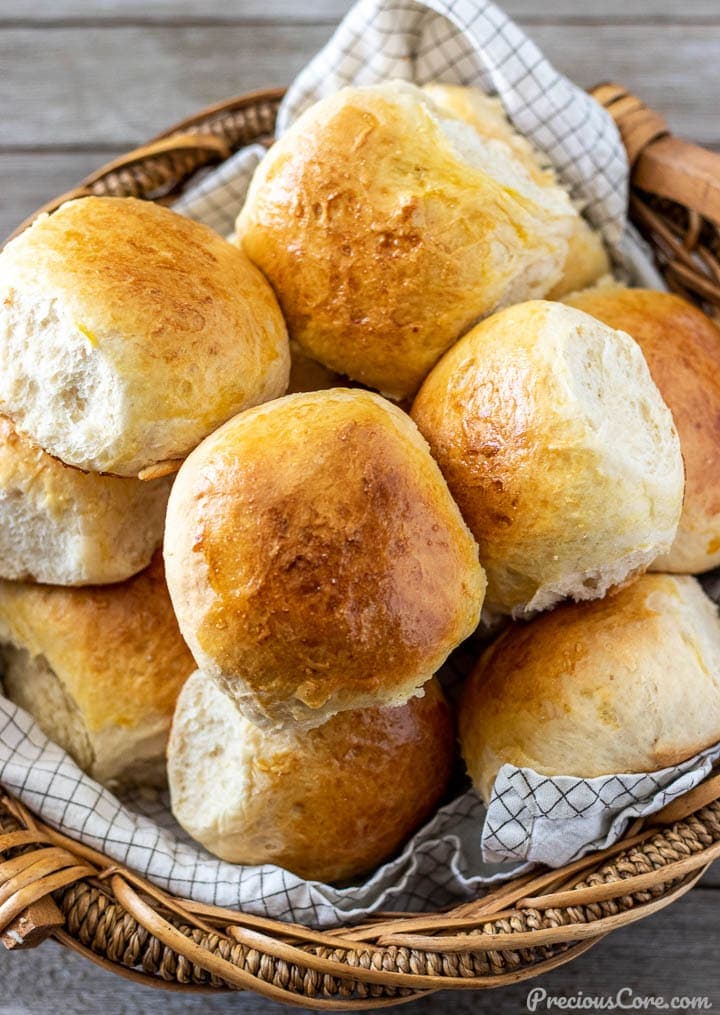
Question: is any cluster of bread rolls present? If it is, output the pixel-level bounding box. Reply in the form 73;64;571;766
1;79;719;883
0;193;293;790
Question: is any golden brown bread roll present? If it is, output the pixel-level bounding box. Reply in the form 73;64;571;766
459;574;720;800
0;197;290;476
411;300;684;617
565;287;720;573
0;415;171;585
422;82;611;300
164;388;486;729
168;670;455;882
237;80;578;400
0;552;195;787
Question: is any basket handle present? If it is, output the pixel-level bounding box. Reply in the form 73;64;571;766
4;132;232;245
591;82;720;228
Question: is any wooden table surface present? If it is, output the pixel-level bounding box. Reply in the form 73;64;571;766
1;0;719;1011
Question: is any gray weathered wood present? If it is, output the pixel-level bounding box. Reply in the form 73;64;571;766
0;885;718;1013
1;0;719;23
532;23;720;144
0;25;327;149
0;24;718;152
0;152;113;240
699;858;720;886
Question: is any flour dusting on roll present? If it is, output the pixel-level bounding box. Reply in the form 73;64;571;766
168;671;455;883
411;300;684;617
459;574;720;801
164;388;485;730
237;80;577;400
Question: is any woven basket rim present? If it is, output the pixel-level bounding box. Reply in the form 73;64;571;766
2;83;720;1004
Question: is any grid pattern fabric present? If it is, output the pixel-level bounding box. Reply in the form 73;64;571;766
483;744;720;866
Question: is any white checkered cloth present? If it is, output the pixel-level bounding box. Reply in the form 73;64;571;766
1;0;709;928
483;743;720;866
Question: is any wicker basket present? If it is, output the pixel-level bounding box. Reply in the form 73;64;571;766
1;83;720;1006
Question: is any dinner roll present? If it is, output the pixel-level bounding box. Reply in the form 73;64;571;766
411;300;684;617
422;82;610;300
0;415;171;585
422;82;556;185
565;287;720;573
0;552;195;787
459;574;720;800
164;389;485;729
0;197;290;476
237;80;577;400
168;670;454;882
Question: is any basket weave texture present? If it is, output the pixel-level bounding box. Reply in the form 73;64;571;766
1;83;720;1005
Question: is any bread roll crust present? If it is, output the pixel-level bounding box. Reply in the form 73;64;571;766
565;288;720;573
411;300;684;616
422;82;556;185
0;552;195;785
460;575;720;800
421;82;610;300
164;388;485;729
0;197;290;476
237;81;576;400
0;415;171;584
168;671;455;882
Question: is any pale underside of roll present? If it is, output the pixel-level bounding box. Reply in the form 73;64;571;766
565;286;720;575
0;415;171;585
